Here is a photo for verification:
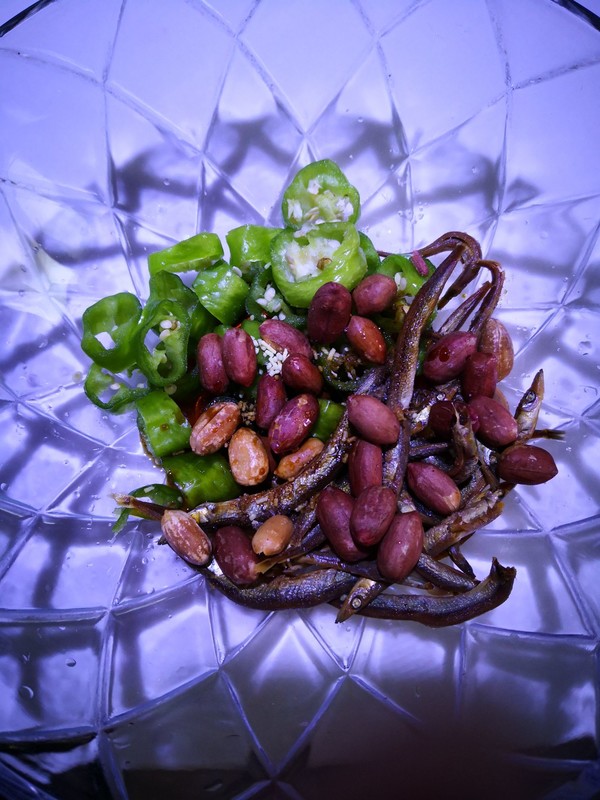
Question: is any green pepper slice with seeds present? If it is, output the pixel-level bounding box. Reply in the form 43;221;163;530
245;264;306;328
271;222;366;308
135;299;191;388
378;253;435;295
282;159;360;230
147;271;216;346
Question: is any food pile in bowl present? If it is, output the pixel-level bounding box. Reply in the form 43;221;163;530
80;160;559;626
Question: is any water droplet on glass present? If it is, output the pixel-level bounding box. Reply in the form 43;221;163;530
19;685;34;700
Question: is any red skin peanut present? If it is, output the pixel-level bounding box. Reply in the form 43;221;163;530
352;273;397;316
422;331;478;384
213;525;260;586
307;281;352;344
468;395;518;449
281;353;324;395
348;439;383;497
259;318;313;360
268;393;319;455
316;485;369;563
345;315;387;365
406;462;462;516
497;444;558;485
479;318;514;381
461;351;498;400
255;374;287;430
347;394;400;446
377;511;424;582
222;327;257;387
350;485;398;547
197;333;229;394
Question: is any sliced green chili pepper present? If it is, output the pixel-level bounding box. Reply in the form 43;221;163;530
282;159;360;230
378;253;435;295
136;390;192;459
359;231;381;274
147;271;215;344
148;271;197;307
136;299;190;387
81;292;142;371
271;222;367;308
313;398;345;441
83;363;149;412
112;483;184;534
192;262;249;326
371;254;436;334
148;232;223;276
162;452;240;507
245;264;306;328
226;225;282;274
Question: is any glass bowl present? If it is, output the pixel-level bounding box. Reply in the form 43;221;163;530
1;1;599;798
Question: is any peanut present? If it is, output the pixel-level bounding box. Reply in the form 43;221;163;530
228;427;270;486
406;462;461;515
222;327;257;387
274;437;325;480
252;515;294;556
350;485;397;547
345;315;387;365
422;331;478;384
255;374;287;430
307;281;352;344
461;351;497;400
197;333;229;394
348;439;383;496
377;511;424;582
259;318;313;360
213;525;260;586
316;485;369;562
281;353;323;395
347;394;400;446
479;318;514;380
268;393;319;455
468;395;518;448
160;509;212;566
497;444;558;485
190;401;241;455
352;273;397;316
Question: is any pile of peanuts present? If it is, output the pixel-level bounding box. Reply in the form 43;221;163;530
191;275;397;487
